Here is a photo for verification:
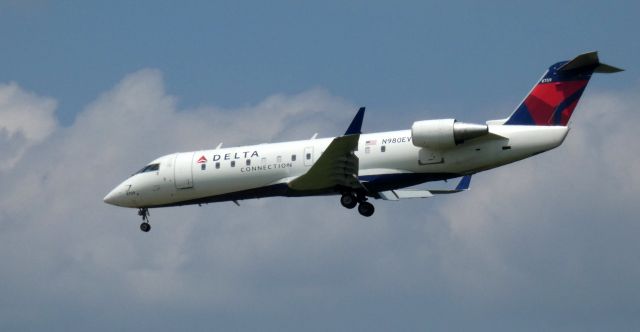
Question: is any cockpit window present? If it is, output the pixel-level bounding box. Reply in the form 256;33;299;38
135;163;160;175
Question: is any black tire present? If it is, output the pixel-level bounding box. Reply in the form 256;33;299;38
140;222;151;232
340;193;358;209
358;202;375;217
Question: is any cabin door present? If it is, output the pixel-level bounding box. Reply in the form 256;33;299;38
174;152;195;189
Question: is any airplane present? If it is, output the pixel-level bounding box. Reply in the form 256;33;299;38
104;52;622;232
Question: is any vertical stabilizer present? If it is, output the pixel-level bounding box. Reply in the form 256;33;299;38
504;52;622;126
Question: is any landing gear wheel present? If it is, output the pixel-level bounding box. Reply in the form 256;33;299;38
140;222;151;232
358;201;375;217
138;208;151;232
340;193;358;209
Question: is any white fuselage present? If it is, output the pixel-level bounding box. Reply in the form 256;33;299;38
103;124;569;208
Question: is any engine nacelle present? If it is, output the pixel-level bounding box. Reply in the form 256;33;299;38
411;119;489;150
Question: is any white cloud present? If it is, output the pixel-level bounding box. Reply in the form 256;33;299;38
434;88;640;319
0;71;638;331
0;69;367;327
0;82;57;170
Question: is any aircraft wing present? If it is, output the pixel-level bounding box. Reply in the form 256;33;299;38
378;175;472;201
288;107;366;192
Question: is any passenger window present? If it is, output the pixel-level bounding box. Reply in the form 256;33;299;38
201;164;206;171
292;154;296;161
381;145;386;152
215;162;220;169
246;159;251;166
277;156;282;163
231;161;235;167
365;147;370;154
261;157;267;164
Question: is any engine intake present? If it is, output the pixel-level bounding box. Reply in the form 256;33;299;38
411;119;488;149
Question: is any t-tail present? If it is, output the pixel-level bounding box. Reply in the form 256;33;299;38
504;52;623;126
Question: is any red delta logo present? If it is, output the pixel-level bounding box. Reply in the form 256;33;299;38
196;155;208;163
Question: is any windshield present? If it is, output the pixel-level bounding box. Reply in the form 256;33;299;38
134;163;160;175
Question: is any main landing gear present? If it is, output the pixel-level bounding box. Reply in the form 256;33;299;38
340;192;375;217
138;208;151;232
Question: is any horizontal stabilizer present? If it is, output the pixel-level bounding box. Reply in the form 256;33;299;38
559;51;623;73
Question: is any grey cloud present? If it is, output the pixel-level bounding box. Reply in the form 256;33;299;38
0;71;638;331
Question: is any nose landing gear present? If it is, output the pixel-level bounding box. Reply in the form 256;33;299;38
138;208;151;232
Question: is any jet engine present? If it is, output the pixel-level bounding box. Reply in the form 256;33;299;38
411;119;489;150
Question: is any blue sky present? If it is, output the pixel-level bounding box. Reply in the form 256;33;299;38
1;1;637;125
0;1;639;331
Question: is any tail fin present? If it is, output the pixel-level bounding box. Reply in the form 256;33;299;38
504;52;622;126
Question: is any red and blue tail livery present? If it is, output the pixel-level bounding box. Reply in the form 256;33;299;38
505;52;622;126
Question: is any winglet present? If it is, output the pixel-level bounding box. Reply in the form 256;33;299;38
344;107;366;135
455;175;472;191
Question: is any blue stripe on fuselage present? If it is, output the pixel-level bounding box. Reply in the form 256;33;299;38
148;172;462;208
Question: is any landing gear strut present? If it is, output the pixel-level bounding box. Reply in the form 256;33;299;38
138;208;151;232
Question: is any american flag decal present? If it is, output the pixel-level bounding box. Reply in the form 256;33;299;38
365;139;377;146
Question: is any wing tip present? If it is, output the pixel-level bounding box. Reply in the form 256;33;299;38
455;175;472;191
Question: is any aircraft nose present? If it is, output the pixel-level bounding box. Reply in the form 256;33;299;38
103;186;127;206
